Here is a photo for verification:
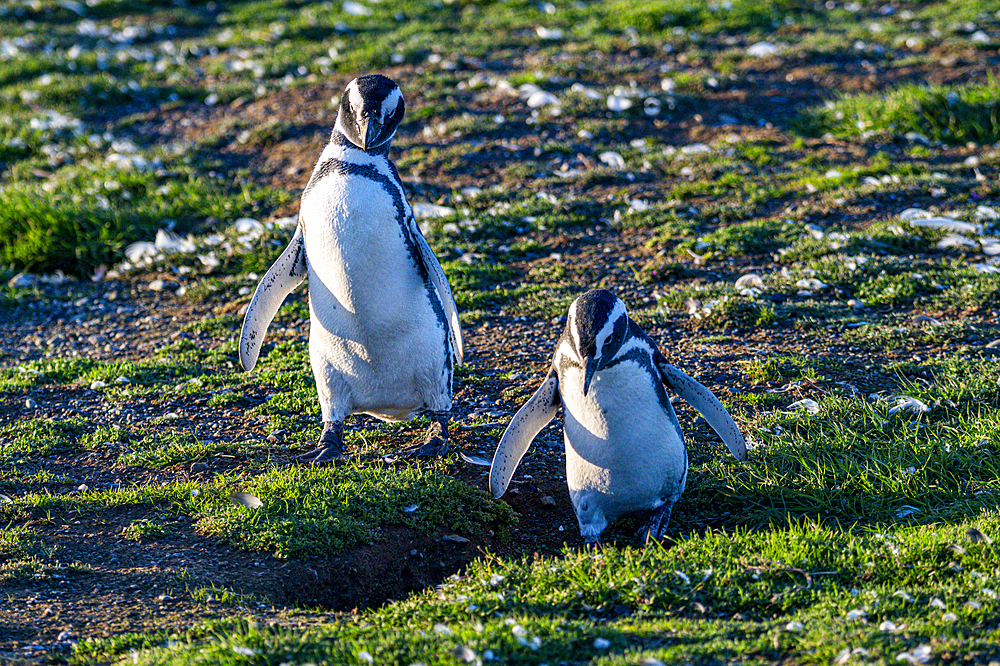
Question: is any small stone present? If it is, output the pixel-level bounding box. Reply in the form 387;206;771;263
25;398;38;409
966;527;992;544
191;462;209;473
229;491;263;509
606;94;632;112
442;534;470;543
77;484;89;492
452;645;478;663
148;279;167;292
593;637;611;649
9;273;40;288
266;430;287;443
847;298;864;311
747;40;779;57
735;273;764;289
539;494;556;507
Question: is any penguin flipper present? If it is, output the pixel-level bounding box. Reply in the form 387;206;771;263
412;229;464;365
489;369;560;498
656;356;748;462
238;226;307;372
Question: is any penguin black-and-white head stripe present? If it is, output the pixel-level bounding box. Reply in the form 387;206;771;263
334;74;405;152
490;289;747;544
564;290;629;394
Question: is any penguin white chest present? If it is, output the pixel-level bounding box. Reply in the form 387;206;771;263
561;360;688;528
299;162;450;419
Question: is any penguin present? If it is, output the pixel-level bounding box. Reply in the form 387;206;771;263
489;289;746;544
239;74;463;463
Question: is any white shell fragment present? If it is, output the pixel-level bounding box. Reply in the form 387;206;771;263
747;41;780;57
411;202;456;219
887;396;930;415
908;216;979;234
606;94;632;112
526;90;559;108
937;234;978;249
459;452;492;467
342;1;371;15
535;26;563;40
787;398;820;414
735;273;764;289
896;645;933;665
599;151;625;169
229;491;263;509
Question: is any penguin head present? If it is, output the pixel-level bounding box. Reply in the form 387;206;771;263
335;74;405;152
565;289;629;395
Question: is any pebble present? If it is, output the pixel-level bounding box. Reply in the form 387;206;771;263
266;430;287;443
735;273;763;289
25;398;38;409
452;646;478;663
8;273;40;288
606;94;632;112
747;41;779;57
148;279;167;292
847;298;864;311
191;462;209;473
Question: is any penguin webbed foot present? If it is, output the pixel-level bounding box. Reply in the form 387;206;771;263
402;412;450;457
296;420;346;465
637;502;674;546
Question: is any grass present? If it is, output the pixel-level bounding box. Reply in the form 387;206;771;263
2;0;1000;663
3;463;515;559
75;515;1000;665
802;81;1000;145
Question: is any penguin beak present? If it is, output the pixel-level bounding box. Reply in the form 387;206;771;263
583;354;599;396
359;116;383;151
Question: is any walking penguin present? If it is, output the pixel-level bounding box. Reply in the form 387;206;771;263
489;289;746;544
239;74;464;463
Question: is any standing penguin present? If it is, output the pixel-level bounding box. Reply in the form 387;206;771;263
489;290;746;544
239;74;463;463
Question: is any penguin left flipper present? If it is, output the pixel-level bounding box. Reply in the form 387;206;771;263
411;226;464;365
489;369;561;499
239;226;307;372
655;355;748;462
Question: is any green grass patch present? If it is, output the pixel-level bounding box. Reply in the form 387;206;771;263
4;463;515;559
800;81;1000;145
81;513;1000;665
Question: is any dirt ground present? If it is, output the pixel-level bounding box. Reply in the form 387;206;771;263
1;37;997;664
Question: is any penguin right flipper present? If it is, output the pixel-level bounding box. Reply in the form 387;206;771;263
412;228;464;365
489;369;561;499
655;355;748;462
239;226;307;372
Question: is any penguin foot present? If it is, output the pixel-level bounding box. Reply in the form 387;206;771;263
296;421;345;465
402;413;450;457
637;502;674;546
